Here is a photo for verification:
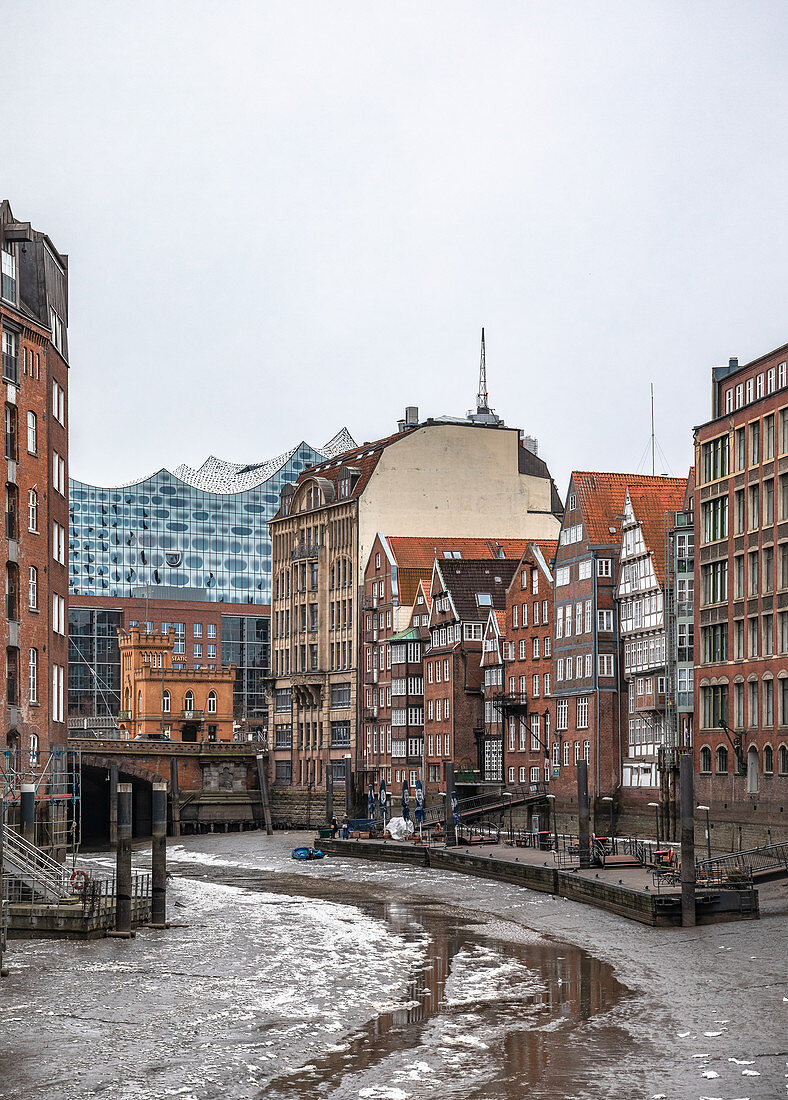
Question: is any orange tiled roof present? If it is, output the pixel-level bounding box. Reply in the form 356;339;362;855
571;471;688;547
386;536;534;605
626;481;689;585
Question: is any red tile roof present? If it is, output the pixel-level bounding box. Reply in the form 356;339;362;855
386;536;535;605
571;471;688;547
626;482;689;585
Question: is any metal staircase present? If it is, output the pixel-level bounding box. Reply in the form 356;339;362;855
1;825;69;902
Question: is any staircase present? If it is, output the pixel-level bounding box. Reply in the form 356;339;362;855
1;826;69;902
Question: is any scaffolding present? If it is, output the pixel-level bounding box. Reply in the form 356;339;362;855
0;747;81;856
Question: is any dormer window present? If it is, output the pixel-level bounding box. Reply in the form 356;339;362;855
337;466;361;499
1;242;16;303
476;593;492;607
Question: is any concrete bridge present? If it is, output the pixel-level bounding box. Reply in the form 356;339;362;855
71;738;271;843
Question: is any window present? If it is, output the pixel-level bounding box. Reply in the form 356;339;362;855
28;647;37;703
701;436;728;482
194;643;202;658
28;566;37;609
207;623;216;638
52;593;65;635
556;699;568;730
52;452;66;495
207;691;217;715
52;380;65;425
735;489;745;533
161;690;170;714
597;558;611;578
2;329;19;384
555;566;570;586
598;654;614;677
50;308;64;354
702;496;728;543
28;489;38;532
1;242;16;302
764;745;774;774
26;411;36;453
735;426;745;470
184;690;195;713
577;696;589;729
597;609;613;632
750;421;760;465
765;414;775;460
194;623;202;637
532;674;539;698
207;644;216;659
53;521;65;565
51;664;64;722
700;746;712;773
716;744;728;774
749;485;759;529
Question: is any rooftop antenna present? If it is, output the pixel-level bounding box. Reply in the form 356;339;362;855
477;327;489;413
651;382;655;476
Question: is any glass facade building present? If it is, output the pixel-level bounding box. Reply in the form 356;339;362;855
68;432;354;604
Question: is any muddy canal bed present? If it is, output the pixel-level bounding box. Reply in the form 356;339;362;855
1;830;785;1098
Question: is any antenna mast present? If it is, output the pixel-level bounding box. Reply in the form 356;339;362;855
477;327;489;413
651;382;655;475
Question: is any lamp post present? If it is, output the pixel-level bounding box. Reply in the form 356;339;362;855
647;801;660;848
546;793;557;851
697;804;711;861
600;795;614;840
502;790;513;844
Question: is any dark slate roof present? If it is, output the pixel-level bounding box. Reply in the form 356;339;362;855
437;558;520;619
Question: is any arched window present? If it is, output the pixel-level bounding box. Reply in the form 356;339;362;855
162;690;170;714
779;744;788;775
28;566;37;610
716;744;728;773
30;732;39;765
137;690;142;713
207;691;217;715
28;488;38;532
764;744;774;774
700;745;712;773
184;690;194;713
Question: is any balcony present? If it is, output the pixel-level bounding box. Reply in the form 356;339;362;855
291;541;322;561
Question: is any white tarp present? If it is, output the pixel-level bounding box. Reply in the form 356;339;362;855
385;816;414;840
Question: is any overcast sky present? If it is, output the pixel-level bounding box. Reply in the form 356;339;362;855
4;2;788;494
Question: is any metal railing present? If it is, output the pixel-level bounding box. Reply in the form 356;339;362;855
421;782;547;825
291;542;322;561
1;825;70;901
696;842;788;882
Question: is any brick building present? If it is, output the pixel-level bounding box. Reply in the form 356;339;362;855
1;202;70;768
117;626;235;742
488;541;558;789
695;344;788;843
268;408;562;792
362;535;533;794
423;557;519;795
552;472;687;827
68;591;269;736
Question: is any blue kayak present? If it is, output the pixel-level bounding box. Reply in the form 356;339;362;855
291;847;325;861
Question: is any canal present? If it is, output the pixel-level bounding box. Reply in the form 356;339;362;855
0;830;785;1098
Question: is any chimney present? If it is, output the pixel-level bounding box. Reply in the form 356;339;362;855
405;406;419;426
729;357;738;371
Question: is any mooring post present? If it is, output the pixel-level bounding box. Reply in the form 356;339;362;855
444;762;456;847
255;755;273;836
20;784;35;847
169;758;181;838
577;761;590;869
109;764;119;850
344;760;354;818
151;782;167;929
115;783;133;936
326;763;334;823
680;754;696;928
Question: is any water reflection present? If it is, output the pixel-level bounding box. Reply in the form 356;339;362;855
229;874;625;1100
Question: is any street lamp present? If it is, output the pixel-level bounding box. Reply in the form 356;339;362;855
502;790;513;843
343;753;352;818
647;802;660;848
600;796;614;840
546;792;558;851
697;804;712;861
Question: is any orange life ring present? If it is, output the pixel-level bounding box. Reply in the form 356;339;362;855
70;869;90;892
435;822;442;834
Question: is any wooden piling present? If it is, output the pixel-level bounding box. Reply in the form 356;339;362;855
151;782;167;928
256;755;273;836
